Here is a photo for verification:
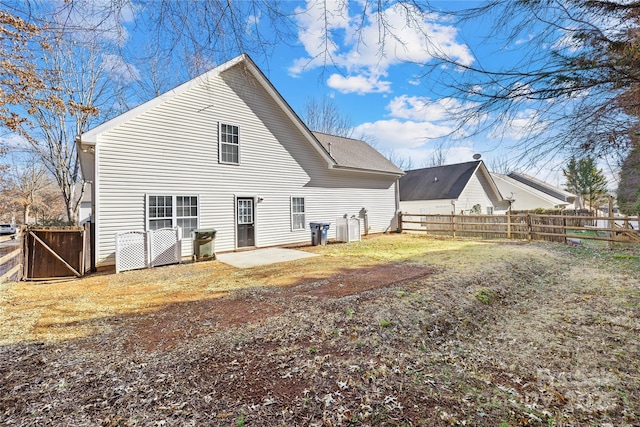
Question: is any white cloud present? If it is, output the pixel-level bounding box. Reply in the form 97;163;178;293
327;73;391;94
101;54;141;83
488;109;548;141
290;1;473;94
348;93;489;168
387;95;463;122
355;118;453;150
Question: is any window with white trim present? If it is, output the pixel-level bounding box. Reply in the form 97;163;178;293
219;123;239;164
147;195;199;239
486;206;494;215
291;197;305;230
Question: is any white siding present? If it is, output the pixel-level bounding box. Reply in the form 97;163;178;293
94;65;397;267
399;200;455;215
456;172;500;214
492;175;569;211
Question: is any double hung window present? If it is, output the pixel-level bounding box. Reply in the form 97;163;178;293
147;195;199;238
219;123;239;164
291;197;305;230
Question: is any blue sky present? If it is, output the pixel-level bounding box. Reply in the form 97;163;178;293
6;0;621;189
235;0;608;188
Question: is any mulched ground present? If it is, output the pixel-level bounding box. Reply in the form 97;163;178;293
126;263;436;352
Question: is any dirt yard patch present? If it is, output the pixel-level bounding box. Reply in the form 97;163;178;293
1;234;639;426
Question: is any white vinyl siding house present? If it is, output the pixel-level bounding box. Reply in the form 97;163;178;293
77;54;403;269
491;173;577;212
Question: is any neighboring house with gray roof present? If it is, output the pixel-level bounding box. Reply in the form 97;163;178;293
399;160;506;215
505;172;578;209
77;54;403;269
491;173;577;211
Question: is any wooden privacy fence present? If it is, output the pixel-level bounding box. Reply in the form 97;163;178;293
399;211;640;245
23;225;92;281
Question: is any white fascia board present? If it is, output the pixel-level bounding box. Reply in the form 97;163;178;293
331;165;405;177
477;162;505;201
79;54;247;145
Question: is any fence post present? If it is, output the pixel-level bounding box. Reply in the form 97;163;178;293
507;208;511;239
451;213;456;238
526;211;532;241
608;196;614;249
397;211;403;233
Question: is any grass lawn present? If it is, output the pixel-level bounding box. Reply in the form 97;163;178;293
1;234;639;426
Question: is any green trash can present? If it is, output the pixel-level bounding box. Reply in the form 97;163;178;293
193;228;217;261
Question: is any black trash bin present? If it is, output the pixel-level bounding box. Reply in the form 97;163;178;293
193;228;217;261
310;222;330;246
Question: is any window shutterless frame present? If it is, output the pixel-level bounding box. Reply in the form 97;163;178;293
218;122;240;164
291;196;306;231
146;194;200;239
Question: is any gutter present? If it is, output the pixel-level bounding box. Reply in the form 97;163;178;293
331;164;405;177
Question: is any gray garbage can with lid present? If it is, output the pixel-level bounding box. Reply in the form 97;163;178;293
193;228;217;260
309;222;330;246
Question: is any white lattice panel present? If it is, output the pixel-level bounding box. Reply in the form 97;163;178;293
150;227;181;267
115;231;149;273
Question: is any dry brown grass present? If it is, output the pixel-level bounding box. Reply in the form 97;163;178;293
1;234;639;426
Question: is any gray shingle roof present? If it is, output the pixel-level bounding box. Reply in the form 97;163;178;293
312;132;404;175
399;161;481;201
507;172;575;202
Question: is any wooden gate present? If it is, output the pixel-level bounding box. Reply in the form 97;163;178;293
23;226;89;280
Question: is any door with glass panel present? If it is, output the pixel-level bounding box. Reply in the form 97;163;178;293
236;198;255;247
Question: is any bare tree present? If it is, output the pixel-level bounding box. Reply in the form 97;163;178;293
423;1;640;162
0;10;50;164
23;33;109;224
302;97;353;138
423;143;447;168
0;155;50;224
385;149;413;171
487;156;514;175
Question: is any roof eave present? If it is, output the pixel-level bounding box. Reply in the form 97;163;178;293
332;165;405;177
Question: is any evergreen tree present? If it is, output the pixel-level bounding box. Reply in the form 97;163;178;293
563;156;609;211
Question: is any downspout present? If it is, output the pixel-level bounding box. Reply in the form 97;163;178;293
395;176;401;232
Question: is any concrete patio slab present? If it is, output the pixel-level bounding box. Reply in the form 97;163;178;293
216;247;319;268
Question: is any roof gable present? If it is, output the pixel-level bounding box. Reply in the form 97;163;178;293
78;54;335;168
78;54;403;178
400;161;482;201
